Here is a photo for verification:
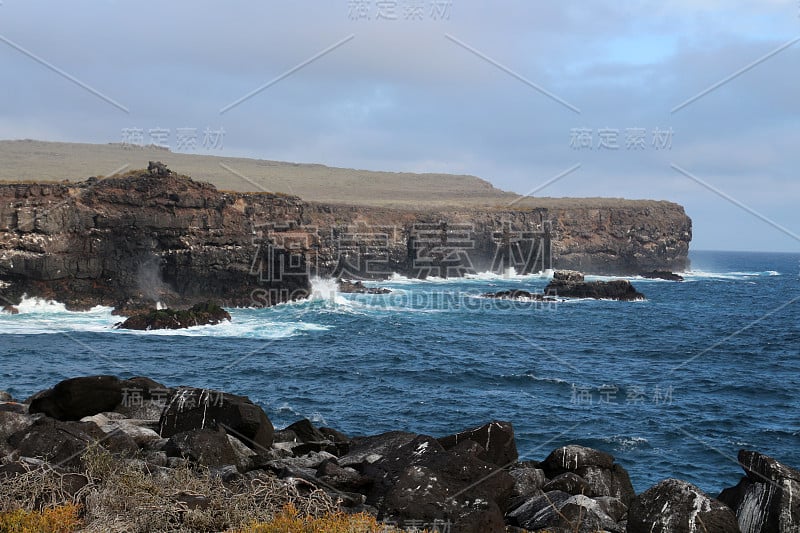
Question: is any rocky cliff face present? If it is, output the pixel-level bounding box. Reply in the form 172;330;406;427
302;201;691;278
0;170;691;310
0;171;308;311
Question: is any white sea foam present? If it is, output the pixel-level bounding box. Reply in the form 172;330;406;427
387;269;553;284
115;318;329;338
0;296;329;339
681;269;781;281
603;435;650;449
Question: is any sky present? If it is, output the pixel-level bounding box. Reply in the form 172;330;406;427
0;1;798;252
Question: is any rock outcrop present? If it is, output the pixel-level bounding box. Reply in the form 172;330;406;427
0;167;309;311
3;376;799;532
544;270;646;301
0;168;690;309
641;270;684;281
115;301;231;330
337;279;391;294
718;450;800;532
628;478;740;533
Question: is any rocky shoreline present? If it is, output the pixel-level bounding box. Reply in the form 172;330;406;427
0;165;691;313
1;376;796;532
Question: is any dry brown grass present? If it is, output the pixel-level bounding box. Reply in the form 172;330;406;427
231;503;403;533
0;444;349;533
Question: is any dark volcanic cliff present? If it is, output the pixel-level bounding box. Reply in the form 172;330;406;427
303;202;691;278
0;170;691;310
0;171;308;311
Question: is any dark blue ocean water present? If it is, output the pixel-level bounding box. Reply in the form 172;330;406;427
1;250;798;495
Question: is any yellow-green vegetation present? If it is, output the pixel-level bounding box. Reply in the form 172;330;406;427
232;503;404;533
0;504;82;533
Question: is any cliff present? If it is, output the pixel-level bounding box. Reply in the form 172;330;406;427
304;201;691;278
0;170;309;311
0;167;691;310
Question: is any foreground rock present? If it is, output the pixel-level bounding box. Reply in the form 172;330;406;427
503;444;636;531
628;478;740;533
116;301;231;330
6;376;800;533
29;375;168;420
158;387;275;450
718;449;800;532
545;270;645;301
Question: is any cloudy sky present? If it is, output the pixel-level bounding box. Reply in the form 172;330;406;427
1;1;798;252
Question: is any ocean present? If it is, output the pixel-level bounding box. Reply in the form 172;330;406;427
1;250;798;495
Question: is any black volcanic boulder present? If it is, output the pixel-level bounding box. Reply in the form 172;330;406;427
437;420;518;467
0;411;34;457
554;494;623;532
718;450;800;532
361;434;515;533
553;270;585;282
481;289;545;300
338;279;391;294
112;376;173;419
28;375;169;421
165;429;239;469
505;490;572;530
545;270;645;300
338;430;419;469
642;270;684;281
542;472;595;496
540;445;635;505
117;301;231;330
545;276;645;301
628;478;740;533
29;375;124;420
8;418;137;468
158;387;274;451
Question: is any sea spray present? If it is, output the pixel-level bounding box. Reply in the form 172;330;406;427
308;277;349;306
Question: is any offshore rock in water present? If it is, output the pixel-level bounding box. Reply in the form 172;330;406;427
337;279;391;294
641;270;684;281
115;301;231;330
481;289;555;301
545;270;646;301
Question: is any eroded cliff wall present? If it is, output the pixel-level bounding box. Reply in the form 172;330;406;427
0;172;691;310
302;202;691;278
0;172;308;310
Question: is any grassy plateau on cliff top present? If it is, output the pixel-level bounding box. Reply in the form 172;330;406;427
0;140;676;211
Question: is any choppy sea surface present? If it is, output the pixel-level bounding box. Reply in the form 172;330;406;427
1;250;798;494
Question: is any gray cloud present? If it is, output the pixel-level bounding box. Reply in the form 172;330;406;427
0;0;798;251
